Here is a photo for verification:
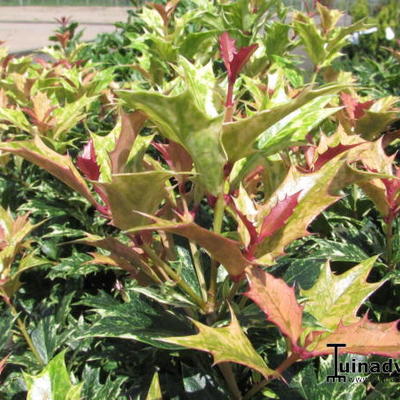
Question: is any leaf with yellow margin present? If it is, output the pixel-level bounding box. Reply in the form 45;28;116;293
160;307;276;379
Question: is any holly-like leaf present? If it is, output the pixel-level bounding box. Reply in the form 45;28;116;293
356;139;395;217
258;191;301;241
355;97;399;141
52;95;95;140
0;135;98;207
293;17;326;66
307;316;400;358
118;88;225;195
312;143;361;171
24;351;82;400
245;267;303;348
79;291;192;350
76;139;100;181
222;84;346;162
341;93;374;121
0;107;31;132
97;171;173;230
72;234;153;284
160;307;276;379
127;213;249;278
317;2;344;33
256;95;340;156
109;110;147;174
81;367;126;400
253;152;379;264
301;257;382;331
219;32;258;84
177;57;219;118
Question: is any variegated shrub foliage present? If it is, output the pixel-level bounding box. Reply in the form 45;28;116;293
0;1;399;399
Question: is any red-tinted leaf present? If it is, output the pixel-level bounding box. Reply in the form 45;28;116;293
0;136;98;207
354;100;374;119
245;267;303;348
127;212;250;278
341;93;374;121
229;44;258;83
109;110;146;174
258;191;301;241
55;16;71;26
381;166;400;220
0;354;9;376
74;234;153;284
152;140;192;172
306;315;400;358
1;55;14;72
219;32;258;83
0;226;7;251
228;195;258;247
313;143;361;171
77;140;100;181
55;31;71;48
219;32;237;81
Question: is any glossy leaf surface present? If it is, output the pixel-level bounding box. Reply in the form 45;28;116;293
161;308;276;379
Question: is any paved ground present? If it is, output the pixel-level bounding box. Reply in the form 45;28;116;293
0;7;131;53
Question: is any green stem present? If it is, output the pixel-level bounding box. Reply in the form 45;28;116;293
9;303;43;365
218;363;242;400
218;280;241;319
189;240;208;302
143;244;206;311
238;294;248;309
207;192;226;313
309;65;320;85
243;353;300;400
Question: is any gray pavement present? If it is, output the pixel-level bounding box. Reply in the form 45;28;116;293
0;6;131;53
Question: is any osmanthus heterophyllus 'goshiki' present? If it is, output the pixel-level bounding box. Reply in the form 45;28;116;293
0;1;399;399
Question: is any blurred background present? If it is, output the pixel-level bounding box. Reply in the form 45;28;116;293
0;0;386;9
0;0;398;60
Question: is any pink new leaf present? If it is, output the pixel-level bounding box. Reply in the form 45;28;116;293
313;143;361;171
245;267;303;348
341;93;374;121
230;44;259;82
226;195;258;246
381;166;400;221
259;192;301;241
219;32;258;84
0;354;9;376
307;315;400;358
76;140;100;181
219;32;237;82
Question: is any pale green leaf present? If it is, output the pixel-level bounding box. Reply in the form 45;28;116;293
24;351;82;400
293;19;326;66
0;107;31;132
119;89;226;195
301;257;382;330
53;96;95;140
161;308;276;379
146;372;162;400
97;171;173;230
222;84;346;162
257;95;340;155
254;153;381;263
